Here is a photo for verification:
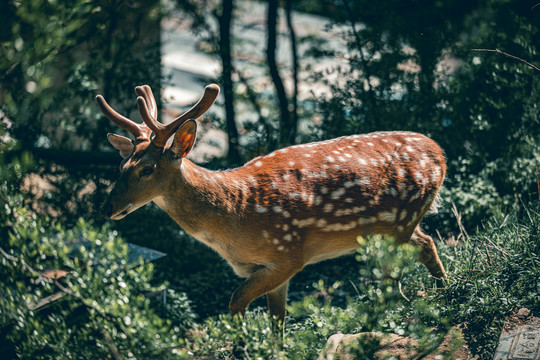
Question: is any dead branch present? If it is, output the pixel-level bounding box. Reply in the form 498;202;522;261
472;48;540;72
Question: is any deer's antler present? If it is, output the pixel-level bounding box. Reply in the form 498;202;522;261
96;94;152;142
136;83;220;147
97;84;220;147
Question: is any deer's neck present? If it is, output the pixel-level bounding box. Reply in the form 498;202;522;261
153;160;244;250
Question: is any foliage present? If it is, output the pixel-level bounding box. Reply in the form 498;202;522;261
0;0;163;224
0;137;195;359
1;0;162;151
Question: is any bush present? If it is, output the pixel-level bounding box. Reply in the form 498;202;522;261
0;133;194;359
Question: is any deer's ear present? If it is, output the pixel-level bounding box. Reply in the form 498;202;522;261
107;133;133;158
171;120;197;158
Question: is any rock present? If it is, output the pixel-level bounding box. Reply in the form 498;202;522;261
494;310;540;360
318;330;472;360
517;308;531;319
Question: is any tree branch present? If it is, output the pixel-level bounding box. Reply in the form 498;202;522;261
267;0;292;147
472;48;540;72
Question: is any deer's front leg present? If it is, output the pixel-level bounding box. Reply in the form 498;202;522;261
266;281;289;323
229;265;297;319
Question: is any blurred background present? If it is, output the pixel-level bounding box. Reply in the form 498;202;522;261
1;0;539;358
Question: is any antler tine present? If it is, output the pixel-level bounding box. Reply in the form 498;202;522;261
143;85;157;119
96;94;148;141
151;83;220;147
135;85;157;120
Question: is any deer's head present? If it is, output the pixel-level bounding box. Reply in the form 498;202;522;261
97;84;220;219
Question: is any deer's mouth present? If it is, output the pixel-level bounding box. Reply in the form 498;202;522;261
110;203;133;220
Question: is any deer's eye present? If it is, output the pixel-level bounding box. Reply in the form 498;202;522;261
139;167;154;178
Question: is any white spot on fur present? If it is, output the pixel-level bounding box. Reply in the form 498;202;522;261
324;203;334;213
255;204;267;213
409;191;421;203
255;161;263;167
367;142;374;146
320;187;329;194
283;234;292;241
399;209;407;221
262;230;269;238
344;181;354;188
277;245;285;251
289;192;300;199
272;238;279;244
358;217;377;225
370;158;379;166
331;188;346;200
273;206;282;213
282;211;291;218
378;208;398;222
400;189;409;200
359;158;367;165
248;175;258;185
432;166;441;182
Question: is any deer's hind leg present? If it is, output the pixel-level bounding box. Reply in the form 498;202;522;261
409;226;446;285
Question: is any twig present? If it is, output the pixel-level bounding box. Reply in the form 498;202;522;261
103;329;123;360
451;203;469;241
536;167;540;200
472;48;540;72
398;281;410;302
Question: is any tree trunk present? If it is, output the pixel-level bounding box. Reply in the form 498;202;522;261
284;0;298;145
218;0;241;163
266;0;291;147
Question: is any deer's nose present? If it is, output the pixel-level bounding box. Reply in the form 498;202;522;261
101;203;113;218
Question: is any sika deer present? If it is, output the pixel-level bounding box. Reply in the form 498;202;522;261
97;84;447;325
